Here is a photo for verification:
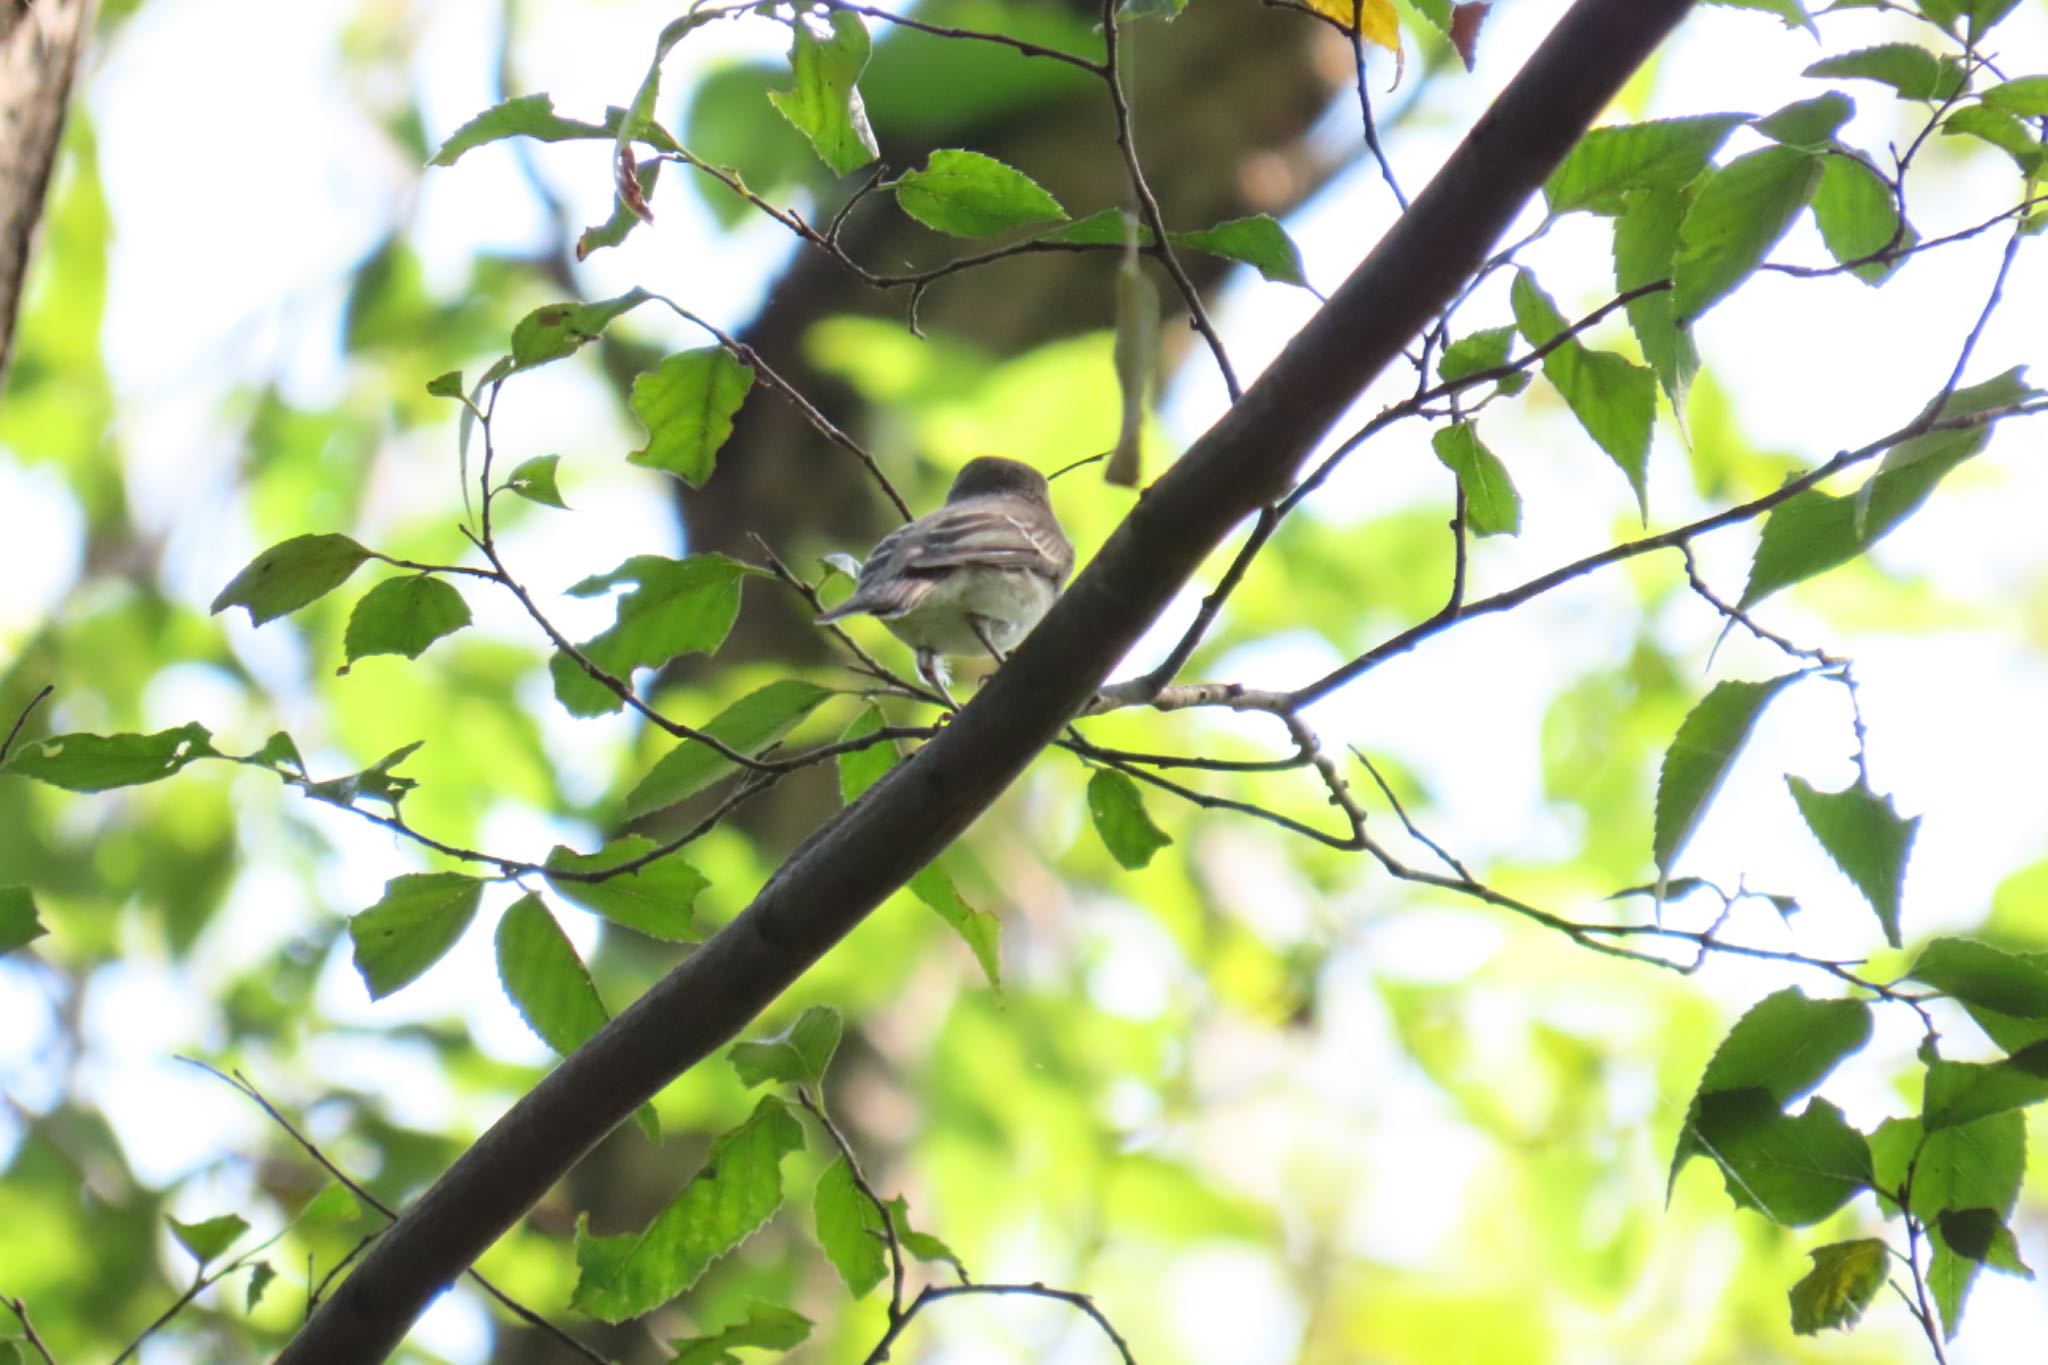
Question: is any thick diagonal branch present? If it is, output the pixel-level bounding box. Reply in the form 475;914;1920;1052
0;0;94;385
278;2;1700;1358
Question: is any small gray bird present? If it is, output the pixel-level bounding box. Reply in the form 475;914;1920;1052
817;456;1074;695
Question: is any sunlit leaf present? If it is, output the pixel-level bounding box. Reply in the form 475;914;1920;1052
911;864;1002;992
1804;45;1964;101
1431;422;1521;537
1982;76;2048;117
246;1260;276;1312
1923;1044;2048;1131
211;534;373;626
1612;185;1698;406
1543;114;1748;216
550;555;763;716
508;288;654;372
768;10;880;175
1087;769;1174;869
1754;92;1853;147
836;702;898;801
669;1302;813;1364
894;149;1067;238
814;1158;889;1297
428;92;611;167
0;722;217;792
505;454;568;509
886;1196;967;1276
1788;1238;1889;1334
622;679;836;818
168;1212;249;1266
1942;104;2048;173
1812;155;1907;284
1653;674;1802;883
1510;269;1655;512
495;894;609;1056
1671;145;1822;321
0;887;46;956
543;837;706;941
348;872;485;1000
1296;0;1401;51
342;575;472;664
571;1097;804;1321
1785;777;1917;947
1171;214;1310;288
628;348;756;487
731;1005;844;1089
1695;1090;1871;1225
1909;938;2048;1018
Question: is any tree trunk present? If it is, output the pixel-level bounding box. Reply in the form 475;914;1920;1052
0;0;93;387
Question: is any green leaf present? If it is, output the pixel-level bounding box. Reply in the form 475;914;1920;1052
1431;423;1522;537
347;872;485;999
893;149;1067;238
1959;0;2023;43
428;93;611;167
342;575;471;664
505;454;568;509
1785;777;1917;948
1812;156;1908;285
0;886;46;956
1912;1109;2026;1219
622;679;836;818
836;703;898;802
1652;674;1802;883
210;533;373;626
1924;1043;2048;1131
550;554;761;717
426;370;465;399
246;1260;276;1313
627;348;756;487
571;1097;804;1321
1982;76;2048;117
1035;207;1129;247
1170;214;1310;288
543;837;707;941
1694;1091;1871;1225
1669;988;1873;1193
814;1158;889;1297
1087;769;1174;869
1804;45;1961;101
508;287;655;372
1509;269;1656;512
886;1196;967;1276
1709;0;1815;31
1543;114;1749;216
1;722;217;792
1671;145;1823;322
1938;1207;2034;1279
1612;186;1699;406
1788;1238;1889;1335
1756;93;1854;148
294;1181;362;1230
495;894;609;1055
669;1302;813;1365
1909;937;2048;1017
168;1212;249;1266
731;1005;844;1089
576;157;660;261
295;740;421;808
1942;104;2048;173
767;10;880;175
911;865;1001;992
1436;326;1529;396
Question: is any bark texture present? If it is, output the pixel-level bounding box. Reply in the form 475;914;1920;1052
0;0;93;386
279;1;1701;1359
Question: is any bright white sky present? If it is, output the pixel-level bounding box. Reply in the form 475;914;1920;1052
2;1;2047;1361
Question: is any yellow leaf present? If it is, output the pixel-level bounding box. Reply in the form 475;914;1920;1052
1298;0;1401;52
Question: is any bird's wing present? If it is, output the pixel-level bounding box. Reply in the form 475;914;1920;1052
890;501;1072;580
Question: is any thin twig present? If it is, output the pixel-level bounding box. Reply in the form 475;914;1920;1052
0;683;53;766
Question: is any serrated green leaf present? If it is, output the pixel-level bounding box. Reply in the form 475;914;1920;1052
1785;777;1917;947
1982;76;2048;117
1170;214;1309;288
572;1097;804;1321
506;454;568;509
1938;1207;2034;1278
1756;93;1854;147
911;865;1001;992
814;1157;889;1297
1436;326;1516;388
1544;114;1749;216
1431;422;1521;537
894;149;1067;238
168;1212;249;1266
1653;674;1803;882
1913;1109;2026;1220
1788;1238;1889;1335
1613;186;1699;407
1;722;217;792
1924;1043;2048;1131
886;1195;967;1276
836;702;898;802
731;1005;843;1089
543;837;706;941
1670;989;1872;1194
622;679;836;818
1958;0;2023;43
1709;0;1815;31
428;92;611;167
669;1302;813;1365
508;288;655;372
0;886;46;956
550;554;760;717
1909;938;2048;1017
1942;103;2048;172
628;348;755;487
1087;769;1174;869
1812;156;1908;285
495;894;609;1055
1804;44;1962;101
342;575;471;664
210;534;372;626
1509;269;1655;511
348;872;484;999
1694;1091;1871;1225
768;10;879;175
1672;145;1823;322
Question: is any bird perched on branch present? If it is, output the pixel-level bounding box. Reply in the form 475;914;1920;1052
817;456;1074;699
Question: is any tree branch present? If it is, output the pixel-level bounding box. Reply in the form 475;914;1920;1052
276;3;1704;1358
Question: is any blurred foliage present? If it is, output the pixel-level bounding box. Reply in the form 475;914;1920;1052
4;1;2048;1364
